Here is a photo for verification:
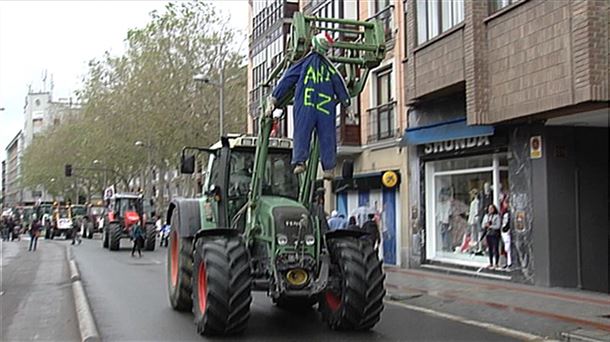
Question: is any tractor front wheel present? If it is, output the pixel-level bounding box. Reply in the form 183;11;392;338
192;236;252;336
144;224;156;251
167;214;193;312
319;238;385;330
109;223;121;251
102;227;109;248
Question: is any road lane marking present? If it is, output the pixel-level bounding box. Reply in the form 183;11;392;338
384;299;551;341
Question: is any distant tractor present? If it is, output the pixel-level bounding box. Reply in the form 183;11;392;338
101;193;156;251
51;203;73;239
83;200;105;239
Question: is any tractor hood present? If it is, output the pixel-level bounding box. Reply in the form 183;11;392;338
257;196;315;251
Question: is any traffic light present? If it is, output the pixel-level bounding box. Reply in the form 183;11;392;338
65;164;72;177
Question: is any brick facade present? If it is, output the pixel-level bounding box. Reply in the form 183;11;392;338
404;0;609;125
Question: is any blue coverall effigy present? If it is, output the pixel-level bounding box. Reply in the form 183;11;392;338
271;52;350;171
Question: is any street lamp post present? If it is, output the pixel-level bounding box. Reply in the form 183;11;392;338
92;160;107;193
193;59;239;139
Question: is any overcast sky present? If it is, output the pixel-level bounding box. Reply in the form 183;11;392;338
0;0;248;169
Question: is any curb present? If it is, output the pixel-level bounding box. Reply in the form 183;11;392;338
66;246;101;342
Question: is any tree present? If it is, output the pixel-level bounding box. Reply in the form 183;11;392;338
21;1;247;205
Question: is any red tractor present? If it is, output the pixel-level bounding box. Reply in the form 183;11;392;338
101;193;155;251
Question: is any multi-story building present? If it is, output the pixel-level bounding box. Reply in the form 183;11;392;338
246;0;608;293
247;0;300;136
2;90;81;207
2;160;6;208
4;131;24;207
401;0;608;293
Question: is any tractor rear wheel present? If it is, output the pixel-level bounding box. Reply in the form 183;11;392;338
167;214;193;312
109;223;121;251
144;224;156;251
192;236;252;336
319;238;385;330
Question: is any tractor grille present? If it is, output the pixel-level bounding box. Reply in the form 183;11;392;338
272;206;312;246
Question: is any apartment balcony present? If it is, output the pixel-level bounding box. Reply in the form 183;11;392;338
367;101;400;144
336;107;362;156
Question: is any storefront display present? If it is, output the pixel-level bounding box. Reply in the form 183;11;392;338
425;153;509;266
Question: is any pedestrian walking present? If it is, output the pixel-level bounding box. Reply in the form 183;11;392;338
361;213;380;249
29;217;41;251
327;210;347;230
346;216;359;230
500;195;513;269
265;32;352;180
71;223;82;245
482;204;501;269
131;223;144;257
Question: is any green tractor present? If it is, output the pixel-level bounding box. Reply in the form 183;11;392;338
166;13;387;336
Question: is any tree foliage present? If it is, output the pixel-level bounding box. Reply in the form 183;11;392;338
22;1;247;202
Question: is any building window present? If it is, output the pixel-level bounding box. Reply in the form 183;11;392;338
489;0;518;13
368;67;396;142
416;0;464;44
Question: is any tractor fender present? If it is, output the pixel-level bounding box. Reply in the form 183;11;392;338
194;228;239;240
166;198;202;238
325;229;367;240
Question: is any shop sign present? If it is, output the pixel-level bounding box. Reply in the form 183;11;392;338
530;136;542;159
382;171;398;188
423;136;491;155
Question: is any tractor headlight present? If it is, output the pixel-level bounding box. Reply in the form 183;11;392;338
305;234;315;246
277;234;288;246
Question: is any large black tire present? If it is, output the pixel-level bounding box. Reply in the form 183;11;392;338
102;227;109;248
144;224;156;251
167;213;193;312
192;236;252;336
319;238;385;330
65;230;73;240
109;223;121;251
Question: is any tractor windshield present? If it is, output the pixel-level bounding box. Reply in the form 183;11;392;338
118;198;139;215
72;206;86;216
58;207;70;219
229;150;298;200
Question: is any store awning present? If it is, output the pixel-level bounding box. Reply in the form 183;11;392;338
400;118;494;146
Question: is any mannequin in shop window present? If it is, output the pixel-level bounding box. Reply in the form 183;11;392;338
467;188;480;252
437;188;452;252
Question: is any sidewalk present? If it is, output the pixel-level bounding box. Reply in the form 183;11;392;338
384;266;610;341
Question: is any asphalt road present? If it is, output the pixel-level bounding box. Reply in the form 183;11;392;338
73;238;518;341
1;238;80;341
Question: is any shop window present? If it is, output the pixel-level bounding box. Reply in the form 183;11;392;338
416;0;464;45
425;153;509;266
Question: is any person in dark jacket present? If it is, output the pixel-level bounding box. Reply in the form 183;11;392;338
346;216;359;230
265;32;351;180
131;223;144;257
29;218;41;251
361;213;380;248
